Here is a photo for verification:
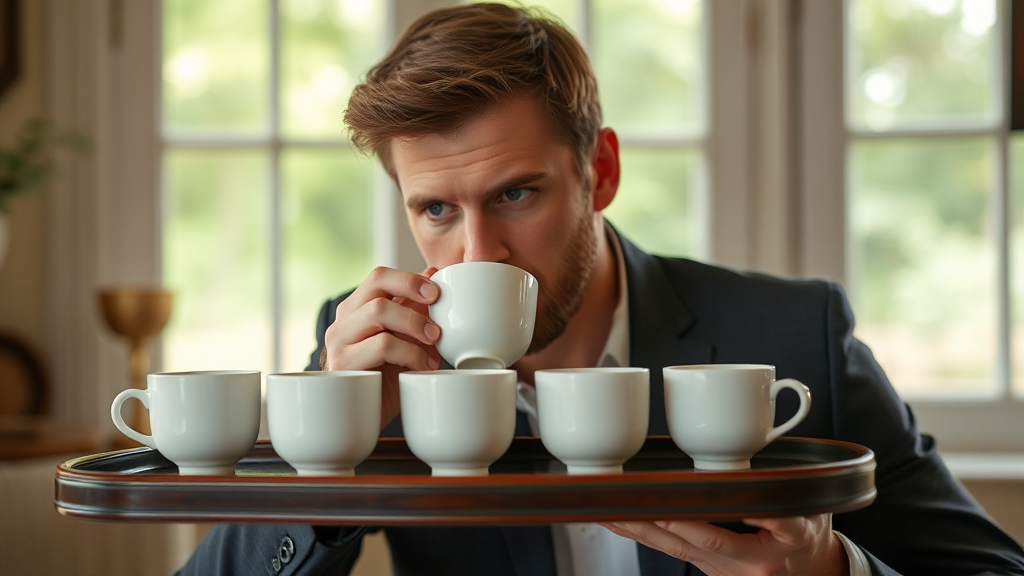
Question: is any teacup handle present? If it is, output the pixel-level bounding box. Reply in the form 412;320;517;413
766;378;812;444
110;388;157;449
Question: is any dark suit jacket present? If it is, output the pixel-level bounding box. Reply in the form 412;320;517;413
177;231;1024;576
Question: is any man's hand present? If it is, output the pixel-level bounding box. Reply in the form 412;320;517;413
322;266;442;430
601;514;849;576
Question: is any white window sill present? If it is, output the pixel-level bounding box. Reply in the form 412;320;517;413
939;453;1024;481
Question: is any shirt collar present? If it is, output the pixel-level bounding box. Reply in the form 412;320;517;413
515;222;631;431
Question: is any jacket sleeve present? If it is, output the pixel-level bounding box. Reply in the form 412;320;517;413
175;524;367;576
823;282;1024;575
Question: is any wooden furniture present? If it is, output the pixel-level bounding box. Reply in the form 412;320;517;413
0;418;99;460
0;0;18;101
0;331;99;461
55;436;876;524
0;330;48;417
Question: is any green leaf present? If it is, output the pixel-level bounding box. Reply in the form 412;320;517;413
0;118;92;213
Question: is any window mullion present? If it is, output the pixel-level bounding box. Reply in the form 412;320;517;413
269;0;283;374
997;0;1012;398
998;129;1011;399
580;0;592;51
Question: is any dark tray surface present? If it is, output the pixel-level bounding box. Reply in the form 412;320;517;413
55;436;876;524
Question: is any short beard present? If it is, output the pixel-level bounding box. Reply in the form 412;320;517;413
526;208;598;354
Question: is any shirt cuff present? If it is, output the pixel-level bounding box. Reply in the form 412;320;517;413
834;530;873;576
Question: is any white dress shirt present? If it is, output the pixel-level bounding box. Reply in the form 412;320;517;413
514;225;870;576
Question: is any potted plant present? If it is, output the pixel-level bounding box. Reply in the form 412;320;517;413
0;118;90;269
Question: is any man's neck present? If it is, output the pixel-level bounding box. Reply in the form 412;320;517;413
514;218;619;385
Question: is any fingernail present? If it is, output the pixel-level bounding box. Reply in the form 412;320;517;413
424;323;440;342
420;283;438;300
428;357;440;370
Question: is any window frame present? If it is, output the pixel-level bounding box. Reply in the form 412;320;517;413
53;0;1022;454
799;0;1024;452
158;0;720;374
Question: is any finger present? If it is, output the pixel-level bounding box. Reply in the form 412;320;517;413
337;297;441;347
392;266;442;321
394;266;441;316
602;522;701;563
394;330;442;366
741;516;803;534
599;522;637;540
327;331;439;372
649;519;768;559
393;294;429;317
340;266;440;314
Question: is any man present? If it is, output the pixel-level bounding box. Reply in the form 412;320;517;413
178;4;1024;575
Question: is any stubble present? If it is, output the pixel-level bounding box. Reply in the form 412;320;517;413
526;206;598;354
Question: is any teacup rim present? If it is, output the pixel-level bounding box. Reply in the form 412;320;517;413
150;370;260;376
663;364;775;372
428;260;537;282
268;370;381;378
402;369;516;376
535;367;649;375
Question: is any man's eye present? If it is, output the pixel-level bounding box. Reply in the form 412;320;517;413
503;188;531;202
426;203;448;217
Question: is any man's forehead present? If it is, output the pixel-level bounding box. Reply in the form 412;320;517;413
389;97;569;192
391;98;548;154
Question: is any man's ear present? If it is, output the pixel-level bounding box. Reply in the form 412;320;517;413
591;128;620;212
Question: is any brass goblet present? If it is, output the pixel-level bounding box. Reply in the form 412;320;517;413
98;287;173;445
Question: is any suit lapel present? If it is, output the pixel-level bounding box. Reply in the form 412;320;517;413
618;229;713;436
619;230;706;575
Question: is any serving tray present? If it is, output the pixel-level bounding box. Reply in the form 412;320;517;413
55;436;876;525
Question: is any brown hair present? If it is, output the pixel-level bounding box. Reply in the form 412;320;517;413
344;3;602;183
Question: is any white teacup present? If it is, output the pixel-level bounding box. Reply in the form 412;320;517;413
429;262;538;370
399;369;517;476
536;367;650;474
267;371;381;476
110;371;261;475
663;364;811;470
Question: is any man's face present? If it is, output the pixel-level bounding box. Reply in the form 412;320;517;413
390;97;599;353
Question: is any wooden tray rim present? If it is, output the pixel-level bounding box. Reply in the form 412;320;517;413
54;436;877;524
56;436;875;486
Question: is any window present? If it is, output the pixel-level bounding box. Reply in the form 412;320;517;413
477;0;708;258
161;0;386;374
845;0;1015;399
581;0;707;258
157;0;1024;450
162;0;710;376
48;0;1021;452
811;0;1024;452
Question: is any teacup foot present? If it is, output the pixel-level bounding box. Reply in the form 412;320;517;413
177;465;236;475
566;464;624;475
295;468;356;477
691;459;751;471
431;466;490;477
454;356;506;370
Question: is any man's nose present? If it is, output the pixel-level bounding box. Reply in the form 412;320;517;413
462;213;511;263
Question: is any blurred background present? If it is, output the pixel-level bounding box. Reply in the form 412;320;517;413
1;0;1023;574
158;0;1023;399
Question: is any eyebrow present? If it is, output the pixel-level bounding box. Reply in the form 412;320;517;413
405;171;549;211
